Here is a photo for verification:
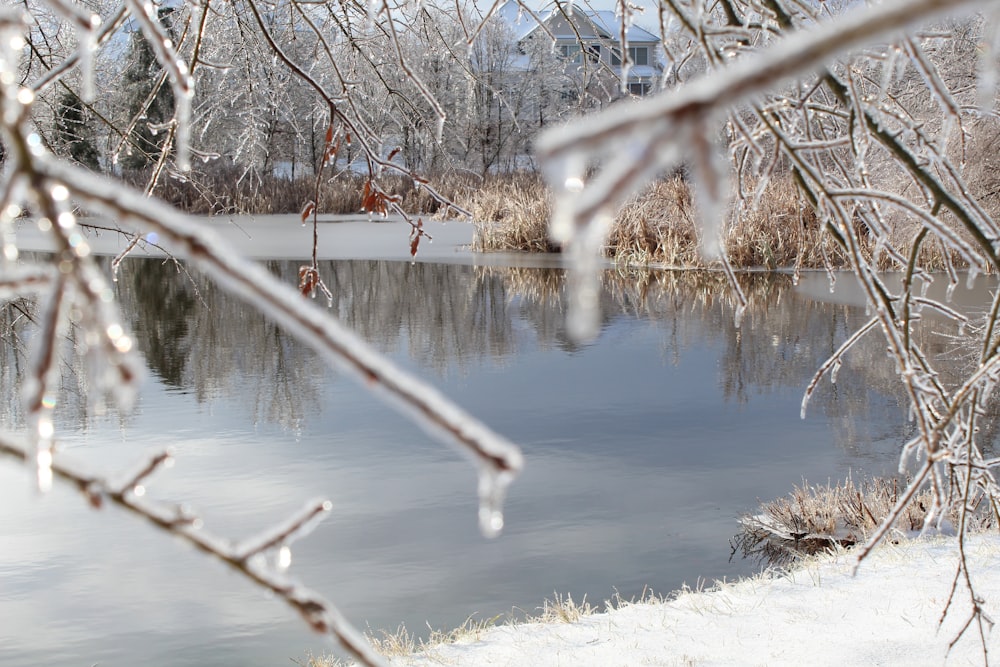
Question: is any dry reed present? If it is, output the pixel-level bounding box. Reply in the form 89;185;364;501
467;172;556;252
465;172;973;271
305;593;606;666
116;166;974;272
733;476;997;566
121;165;484;217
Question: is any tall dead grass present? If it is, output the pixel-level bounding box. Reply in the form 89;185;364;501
467;172;973;270
124;165;978;272
733;476;998;566
121;165;483;217
467;172;556;252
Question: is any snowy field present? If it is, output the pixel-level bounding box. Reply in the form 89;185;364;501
347;535;1000;667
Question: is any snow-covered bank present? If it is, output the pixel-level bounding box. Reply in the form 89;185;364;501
352;536;1000;666
14;215;476;262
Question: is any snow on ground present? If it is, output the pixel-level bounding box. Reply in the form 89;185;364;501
16;215;477;262
368;535;1000;667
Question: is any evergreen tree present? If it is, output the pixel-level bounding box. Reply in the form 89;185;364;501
120;7;176;171
55;92;101;171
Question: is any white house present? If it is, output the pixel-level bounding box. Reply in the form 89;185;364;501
496;1;664;97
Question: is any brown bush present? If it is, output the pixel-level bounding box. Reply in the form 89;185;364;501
466;172;974;271
118;164;485;218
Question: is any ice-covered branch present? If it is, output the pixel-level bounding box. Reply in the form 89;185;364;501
538;0;988;168
0;6;524;662
36;151;524;536
123;0;193;170
0;433;389;667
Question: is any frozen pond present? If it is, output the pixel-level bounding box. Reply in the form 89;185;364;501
0;217;979;665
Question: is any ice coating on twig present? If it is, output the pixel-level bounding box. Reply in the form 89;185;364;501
235;498;333;561
37;153;525;538
478;466;516;538
538;1;990;340
111;450;173;496
7;0;1000;661
0;5;520;660
124;0;193;171
0;433;390;667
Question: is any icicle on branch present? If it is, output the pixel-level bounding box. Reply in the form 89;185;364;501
36;151;524;537
0;433;389;667
122;0;194;170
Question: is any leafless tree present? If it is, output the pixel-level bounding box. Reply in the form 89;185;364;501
537;0;1000;658
4;0;1000;664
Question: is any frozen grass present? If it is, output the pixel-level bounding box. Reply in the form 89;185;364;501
124;166;483;217
306;535;1000;667
466;173;557;253
467;173;975;271
734;476;998;566
119;166;979;273
304;592;611;667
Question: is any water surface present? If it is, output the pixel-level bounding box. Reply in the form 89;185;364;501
1;239;975;666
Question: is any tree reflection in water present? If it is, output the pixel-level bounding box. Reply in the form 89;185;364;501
6;258;992;460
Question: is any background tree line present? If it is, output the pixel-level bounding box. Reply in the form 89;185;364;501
5;0;1000;664
17;0;627;207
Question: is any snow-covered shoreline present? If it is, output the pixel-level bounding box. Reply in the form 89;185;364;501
346;535;1000;666
14;215;477;262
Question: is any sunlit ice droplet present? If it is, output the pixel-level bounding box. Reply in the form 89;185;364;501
277;545;292;571
36;448;53;470
37;418;54;440
27;133;43;155
479;507;504;538
16;87;34;105
114;335;133;353
58;211;75;228
106;323;124;340
36;449;53;493
564;176;585;193
51;184;69;202
133;485;146;497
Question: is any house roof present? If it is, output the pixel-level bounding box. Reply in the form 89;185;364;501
587;10;659;43
496;1;547;41
496;1;659;44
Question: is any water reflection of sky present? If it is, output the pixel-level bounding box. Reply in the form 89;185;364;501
0;259;941;666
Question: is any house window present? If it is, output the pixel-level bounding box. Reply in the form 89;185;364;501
559;88;579;102
628;82;651;96
559;44;582;63
628;47;649;66
610;48;622;66
585;44;601;63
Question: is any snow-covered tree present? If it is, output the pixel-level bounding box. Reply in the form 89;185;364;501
3;0;1000;664
54;90;101;170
